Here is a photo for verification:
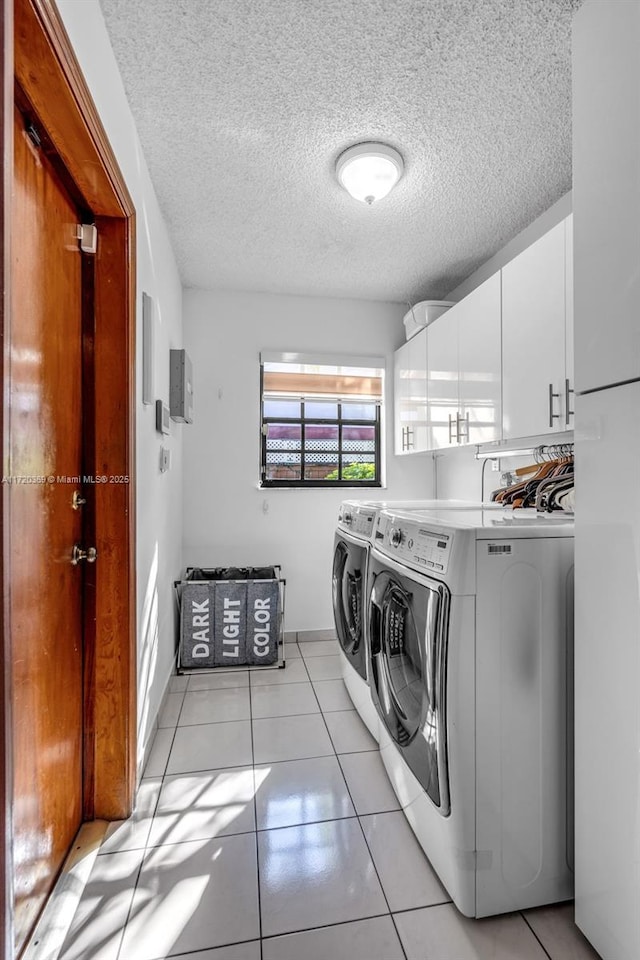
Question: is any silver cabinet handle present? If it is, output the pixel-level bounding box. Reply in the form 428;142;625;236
400;426;414;451
548;383;561;428
565;379;574;426
448;414;455;444
456;412;469;443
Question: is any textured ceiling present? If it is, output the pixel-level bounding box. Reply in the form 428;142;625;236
98;0;582;304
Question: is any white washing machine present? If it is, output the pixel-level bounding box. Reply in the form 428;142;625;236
332;499;502;740
367;505;574;917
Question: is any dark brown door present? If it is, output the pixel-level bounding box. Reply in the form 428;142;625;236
10;102;86;954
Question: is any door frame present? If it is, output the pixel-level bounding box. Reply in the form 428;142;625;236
1;0;137;953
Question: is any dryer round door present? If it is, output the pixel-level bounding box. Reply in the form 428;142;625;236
369;558;450;813
332;536;367;678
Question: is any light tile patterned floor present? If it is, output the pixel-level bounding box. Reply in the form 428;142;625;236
58;635;602;960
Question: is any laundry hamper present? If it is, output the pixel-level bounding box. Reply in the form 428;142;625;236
175;565;285;672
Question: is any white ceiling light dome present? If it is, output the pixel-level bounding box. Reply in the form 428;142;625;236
336;142;404;205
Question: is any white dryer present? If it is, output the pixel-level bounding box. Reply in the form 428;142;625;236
332;499;501;740
367;506;574;917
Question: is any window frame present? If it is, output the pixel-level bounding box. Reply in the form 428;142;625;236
259;363;383;489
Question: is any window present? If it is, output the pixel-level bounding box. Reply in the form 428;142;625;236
260;353;384;487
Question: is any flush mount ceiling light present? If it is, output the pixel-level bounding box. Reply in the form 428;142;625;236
336;142;404;205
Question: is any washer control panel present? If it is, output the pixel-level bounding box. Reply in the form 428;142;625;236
351;505;376;537
375;513;452;574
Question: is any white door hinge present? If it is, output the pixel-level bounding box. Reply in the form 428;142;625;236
76;223;97;255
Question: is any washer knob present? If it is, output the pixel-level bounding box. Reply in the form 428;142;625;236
343;511;353;525
389;527;403;547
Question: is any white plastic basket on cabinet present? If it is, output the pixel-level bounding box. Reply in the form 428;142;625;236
402;301;454;340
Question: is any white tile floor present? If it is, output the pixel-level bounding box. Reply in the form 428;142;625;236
58;634;602;960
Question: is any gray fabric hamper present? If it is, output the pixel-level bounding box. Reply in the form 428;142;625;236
178;566;282;669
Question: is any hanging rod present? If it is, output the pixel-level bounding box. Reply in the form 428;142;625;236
476;441;574;461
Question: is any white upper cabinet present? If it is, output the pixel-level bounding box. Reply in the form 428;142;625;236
573;1;640;393
502;218;573;439
393;216;572;454
393;327;428;454
427;272;502;449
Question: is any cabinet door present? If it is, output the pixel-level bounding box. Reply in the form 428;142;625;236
427;313;459;449
564;215;574;429
573;1;640;392
394;329;428;454
393;339;413;455
502;221;566;439
407;328;429;451
458;272;502;445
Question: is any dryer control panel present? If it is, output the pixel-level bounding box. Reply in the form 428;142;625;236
338;504;376;537
374;513;452;575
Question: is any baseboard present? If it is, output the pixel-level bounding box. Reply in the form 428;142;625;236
136;653;178;783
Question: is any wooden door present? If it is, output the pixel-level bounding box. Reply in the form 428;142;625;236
10;102;86;954
2;2;138;954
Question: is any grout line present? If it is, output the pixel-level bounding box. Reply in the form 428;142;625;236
307;664;326;716
255;813;360;836
389;903;451;916
183;681;250;694
389;913;409;960
247;658;265;958
348;801;397;919
521;912;554;960
260;909;398;945
170;714;252;729
173;685;187;727
112;847;148;960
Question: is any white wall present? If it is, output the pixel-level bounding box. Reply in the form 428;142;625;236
57;1;184;774
183;289;433;631
435;192;572;501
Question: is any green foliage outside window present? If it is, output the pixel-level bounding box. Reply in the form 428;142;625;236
324;463;376;481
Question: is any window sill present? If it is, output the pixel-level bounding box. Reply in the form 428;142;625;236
257;482;385;491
